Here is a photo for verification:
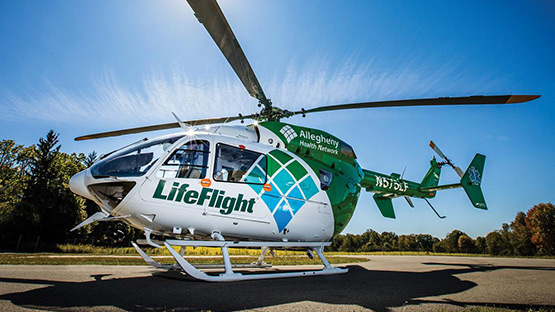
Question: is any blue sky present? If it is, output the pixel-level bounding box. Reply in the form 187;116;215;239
1;0;554;239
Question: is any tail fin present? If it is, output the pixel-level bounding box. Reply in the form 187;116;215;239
420;157;441;188
461;154;487;209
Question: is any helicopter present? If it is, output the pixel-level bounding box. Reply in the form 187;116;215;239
68;0;540;282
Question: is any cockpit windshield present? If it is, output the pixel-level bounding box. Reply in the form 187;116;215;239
90;135;184;178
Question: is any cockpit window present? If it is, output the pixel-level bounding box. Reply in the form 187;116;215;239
90;136;183;178
214;143;266;184
158;140;210;179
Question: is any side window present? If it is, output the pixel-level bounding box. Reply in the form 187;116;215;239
214;143;267;184
158;140;210;179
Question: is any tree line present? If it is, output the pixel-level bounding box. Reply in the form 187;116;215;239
329;203;555;256
0;130;553;255
0;131;140;251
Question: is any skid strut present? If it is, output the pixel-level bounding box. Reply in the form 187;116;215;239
134;237;347;282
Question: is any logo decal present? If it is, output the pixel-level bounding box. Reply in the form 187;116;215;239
247;150;319;232
299;129;339;149
152;180;255;215
468;166;481;186
279;125;298;143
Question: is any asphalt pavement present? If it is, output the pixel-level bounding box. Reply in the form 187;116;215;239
0;255;554;311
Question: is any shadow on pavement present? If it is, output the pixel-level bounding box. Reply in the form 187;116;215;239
0;263;554;311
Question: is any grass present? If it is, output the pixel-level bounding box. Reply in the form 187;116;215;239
54;244;488;257
7;244;553;260
327;251;493;257
55;244;307;256
0;253;368;266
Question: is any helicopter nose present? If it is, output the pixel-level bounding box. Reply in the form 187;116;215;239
69;170;94;201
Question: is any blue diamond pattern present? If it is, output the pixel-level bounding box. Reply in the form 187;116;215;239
299;177;319;200
273;169;295;193
246;152;322;232
273;200;293;232
286;186;304;214
261;182;281;213
249;183;263;194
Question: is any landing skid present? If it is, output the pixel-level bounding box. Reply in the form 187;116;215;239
133;239;347;282
131;242;272;270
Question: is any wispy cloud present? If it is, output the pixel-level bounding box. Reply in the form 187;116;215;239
0;55;505;127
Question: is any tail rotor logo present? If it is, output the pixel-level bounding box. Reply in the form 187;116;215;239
468;166;481;186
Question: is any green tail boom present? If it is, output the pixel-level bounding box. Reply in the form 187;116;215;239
362;153;487;218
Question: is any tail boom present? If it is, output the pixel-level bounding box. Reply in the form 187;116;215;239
362;153;487;218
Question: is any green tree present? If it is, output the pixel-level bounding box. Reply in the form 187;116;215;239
83;151;98;168
510;212;535;256
380;232;398;251
416;234;438;252
338;234;364;252
14;131;87;244
339;234;354;252
49;152;88;241
360;229;381;251
433;240;446;253
485;231;508;256
526;203;555;255
443;230;467;253
474;236;487;254
398;234;418;251
499;223;514;255
330;234;345;251
457;234;475;253
0;141;23;214
0;140;37;247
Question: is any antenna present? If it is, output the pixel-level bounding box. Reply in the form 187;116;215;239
214;117;231;134
172;112;192;132
400;166;407;179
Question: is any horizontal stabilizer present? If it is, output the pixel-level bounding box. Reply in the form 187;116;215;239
373;194;395;218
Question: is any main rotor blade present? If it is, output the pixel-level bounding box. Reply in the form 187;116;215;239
75;115;250;141
187;0;271;110
295;95;540;115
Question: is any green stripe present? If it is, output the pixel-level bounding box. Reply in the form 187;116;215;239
270;150;293;165
287;161;308;180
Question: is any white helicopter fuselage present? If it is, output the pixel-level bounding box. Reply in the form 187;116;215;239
70;125;335;242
